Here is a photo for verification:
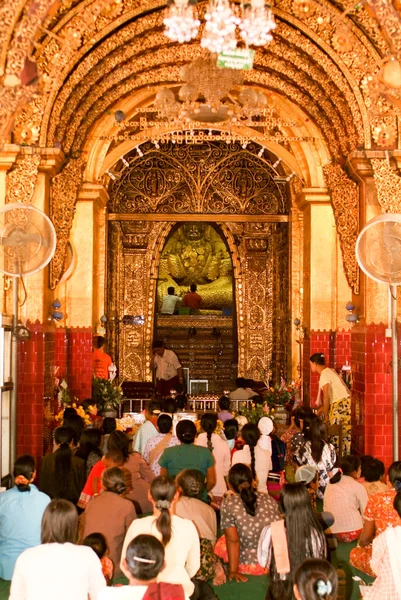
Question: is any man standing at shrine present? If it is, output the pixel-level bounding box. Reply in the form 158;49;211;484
152;340;184;396
92;336;112;379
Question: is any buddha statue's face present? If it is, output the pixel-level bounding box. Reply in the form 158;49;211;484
183;223;204;241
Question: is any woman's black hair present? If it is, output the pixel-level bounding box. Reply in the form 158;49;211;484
125;534;165;581
13;455;35;492
303;418;325;464
75;429;102;463
294;559;338;600
176;419;196;444
102;466;127;495
363;458;385;482
41;499;78;544
360;455;374;478
62;414;84;445
241;423;260;480
268;484;327;599
341;455;361;476
162;399;177;414
218;396;230;411
150;476;176;546
389;460;401;488
394;491;401;518
330;455;361;484
81;399;98;412
293;406;315;429
157;414;173;435
201;413;217;452
175;394;187;410
107;430;129;461
224;418;239;441
102;417;117;435
176;469;204;499
82;532;107;559
54;427;74;498
310;353;325;366
228;463;257;517
63;407;77;419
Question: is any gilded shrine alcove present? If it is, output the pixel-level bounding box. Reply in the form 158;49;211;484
106;140;291;388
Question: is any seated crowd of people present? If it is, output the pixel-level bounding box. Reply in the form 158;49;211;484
0;392;400;600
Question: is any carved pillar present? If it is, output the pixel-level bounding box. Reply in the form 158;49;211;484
64;183;108;328
297;188;338;332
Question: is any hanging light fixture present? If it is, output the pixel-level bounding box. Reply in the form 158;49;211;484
163;0;200;43
163;0;276;50
239;0;276;46
201;0;239;54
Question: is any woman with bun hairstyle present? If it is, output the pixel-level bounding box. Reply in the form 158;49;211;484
159;419;215;503
99;534;185;600
294;559;338;600
231;423;272;492
176;469;226;586
323;455;368;542
195;413;231;502
121;476;200;597
214;463;280;581
80;467;136;578
310;353;351;454
0;455;50;580
143;414;180;477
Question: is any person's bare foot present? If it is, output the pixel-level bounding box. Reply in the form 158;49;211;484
213;562;226;586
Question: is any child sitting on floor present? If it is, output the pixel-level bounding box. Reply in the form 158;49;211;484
82;532;114;585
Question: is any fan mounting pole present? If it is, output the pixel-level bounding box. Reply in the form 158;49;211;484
391;284;399;461
10;277;18;470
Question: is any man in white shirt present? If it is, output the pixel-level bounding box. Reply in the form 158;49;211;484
152;341;183;396
229;377;254;401
160;287;182;315
133;400;161;455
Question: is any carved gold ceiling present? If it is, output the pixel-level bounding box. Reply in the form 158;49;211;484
1;0;399;162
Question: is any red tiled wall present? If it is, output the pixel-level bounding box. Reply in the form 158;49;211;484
351;324;400;468
66;328;93;400
17;324;94;462
17;322;46;466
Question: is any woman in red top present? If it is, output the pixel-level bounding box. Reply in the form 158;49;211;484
350;460;401;576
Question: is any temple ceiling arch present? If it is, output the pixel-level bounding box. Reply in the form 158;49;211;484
1;0;389;160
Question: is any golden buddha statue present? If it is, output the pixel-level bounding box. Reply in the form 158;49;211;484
157;223;233;311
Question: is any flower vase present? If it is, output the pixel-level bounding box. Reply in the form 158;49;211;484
102;407;118;419
272;404;288;425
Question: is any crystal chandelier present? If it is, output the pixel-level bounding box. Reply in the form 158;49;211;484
154;55;268;123
163;0;276;50
163;0;200;43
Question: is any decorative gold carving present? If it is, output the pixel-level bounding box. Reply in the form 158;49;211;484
50;158;85;289
371;158;401;212
13;96;44;144
364;0;401;56
5;153;41;204
323;163;360;294
157;316;232;328
110;141;287;216
0;0;26;77
4;0;53;82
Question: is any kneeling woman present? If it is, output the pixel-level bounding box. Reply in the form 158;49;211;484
214;463;280;581
258;483;327;600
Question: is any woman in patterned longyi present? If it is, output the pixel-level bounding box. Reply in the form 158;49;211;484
214;463;280;582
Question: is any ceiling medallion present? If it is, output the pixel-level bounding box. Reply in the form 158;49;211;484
164;0;276;50
154;54;268;123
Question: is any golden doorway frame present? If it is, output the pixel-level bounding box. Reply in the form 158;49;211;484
107;214;290;385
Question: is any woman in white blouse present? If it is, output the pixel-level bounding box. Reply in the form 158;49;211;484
10;499;105;600
121;475;200;597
